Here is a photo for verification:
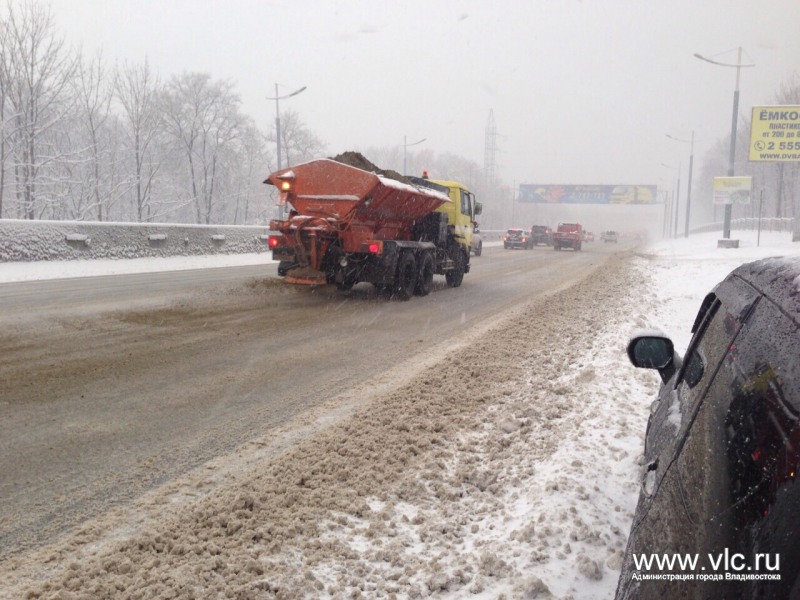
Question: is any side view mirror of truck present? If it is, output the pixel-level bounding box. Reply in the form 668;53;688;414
627;330;680;384
474;201;483;216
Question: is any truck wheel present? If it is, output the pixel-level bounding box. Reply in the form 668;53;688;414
415;253;434;296
474;240;482;257
336;278;355;291
576;242;582;251
445;248;465;287
394;252;417;300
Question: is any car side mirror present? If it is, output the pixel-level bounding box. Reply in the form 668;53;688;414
627;330;680;384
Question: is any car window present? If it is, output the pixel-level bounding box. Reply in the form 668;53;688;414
460;189;472;217
675;278;759;415
675;298;723;394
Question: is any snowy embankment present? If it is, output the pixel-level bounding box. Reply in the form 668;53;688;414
2;231;798;600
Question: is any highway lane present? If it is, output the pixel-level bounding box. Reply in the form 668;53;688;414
0;264;279;317
0;241;629;558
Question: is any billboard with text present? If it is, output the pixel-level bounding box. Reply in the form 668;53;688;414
749;106;800;162
518;184;658;204
713;177;752;205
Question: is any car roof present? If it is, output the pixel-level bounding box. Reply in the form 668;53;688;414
726;256;800;325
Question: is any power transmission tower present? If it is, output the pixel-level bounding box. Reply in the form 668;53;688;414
484;109;498;188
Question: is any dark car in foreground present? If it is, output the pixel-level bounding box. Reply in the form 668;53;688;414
617;256;800;600
503;228;531;249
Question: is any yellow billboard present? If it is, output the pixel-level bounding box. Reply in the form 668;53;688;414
713;177;752;205
749;106;800;161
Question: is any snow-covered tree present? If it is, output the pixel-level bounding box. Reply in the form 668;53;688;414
0;0;76;219
115;58;165;222
161;72;242;224
268;108;325;168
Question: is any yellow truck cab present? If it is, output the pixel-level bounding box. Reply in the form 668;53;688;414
408;174;482;261
430;178;482;256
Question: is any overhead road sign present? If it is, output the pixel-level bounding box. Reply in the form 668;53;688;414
518;184;657;204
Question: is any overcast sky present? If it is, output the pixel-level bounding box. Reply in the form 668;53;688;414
48;0;800;187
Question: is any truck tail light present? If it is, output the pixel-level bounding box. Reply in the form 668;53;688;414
367;241;383;254
268;235;281;248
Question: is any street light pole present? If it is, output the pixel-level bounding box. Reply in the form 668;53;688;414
685;132;694;238
674;165;681;239
275;84;282;170
661;162;680;238
694;47;754;239
667;132;695;238
266;83;307;218
403;136;426;176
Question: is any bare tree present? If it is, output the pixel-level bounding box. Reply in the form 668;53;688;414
115;58;163;221
230;121;267;224
772;75;800;219
0;15;10;217
72;50;115;221
161;72;241;224
270;108;325;168
0;0;76;219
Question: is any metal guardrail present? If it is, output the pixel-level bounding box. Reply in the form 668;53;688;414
0;219;273;263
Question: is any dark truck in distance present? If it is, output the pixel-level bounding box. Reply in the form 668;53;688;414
553;222;583;251
529;225;552;246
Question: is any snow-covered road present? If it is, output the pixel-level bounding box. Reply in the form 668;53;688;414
1;230;798;599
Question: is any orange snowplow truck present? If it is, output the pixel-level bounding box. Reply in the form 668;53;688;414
266;158;481;300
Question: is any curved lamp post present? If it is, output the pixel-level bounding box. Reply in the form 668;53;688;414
403;136;426;176
666;132;695;238
266;83;306;218
694;48;754;239
267;83;307;171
